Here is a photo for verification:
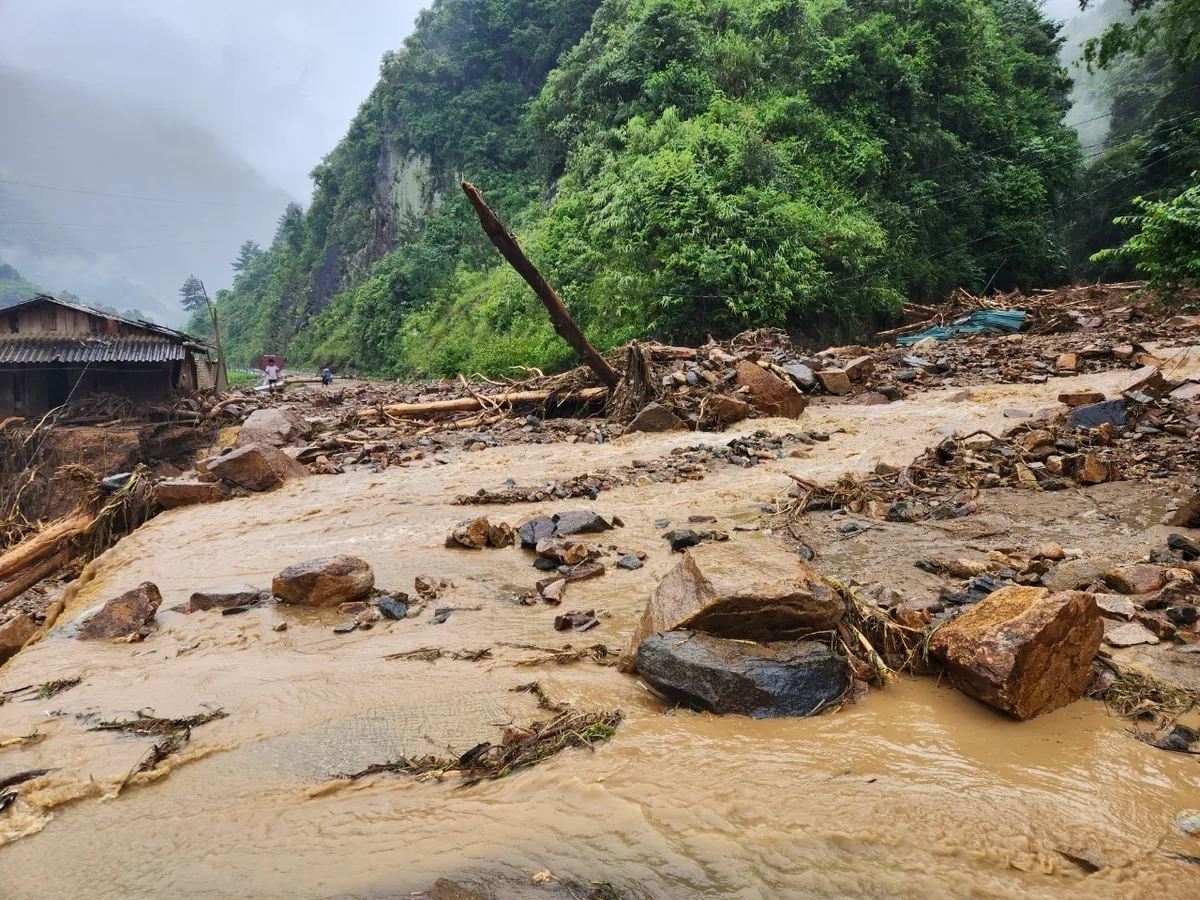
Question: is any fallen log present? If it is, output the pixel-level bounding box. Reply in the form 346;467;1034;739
0;550;69;607
461;180;620;390
368;387;609;419
0;513;91;583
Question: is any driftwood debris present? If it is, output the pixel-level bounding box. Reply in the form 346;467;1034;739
368;386;608;420
0;550;68;607
0;513;90;584
461;180;619;389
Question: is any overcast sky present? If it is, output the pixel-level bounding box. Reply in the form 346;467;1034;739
0;0;427;200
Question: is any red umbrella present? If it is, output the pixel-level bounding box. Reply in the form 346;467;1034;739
257;355;286;373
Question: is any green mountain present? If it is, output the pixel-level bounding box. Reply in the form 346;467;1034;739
205;0;1089;375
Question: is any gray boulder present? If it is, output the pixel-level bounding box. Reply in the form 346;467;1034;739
236;408;312;448
553;510;614;536
625;402;687;433
518;517;557;549
637;630;850;718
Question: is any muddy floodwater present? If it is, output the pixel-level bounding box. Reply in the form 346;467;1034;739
2;371;1199;899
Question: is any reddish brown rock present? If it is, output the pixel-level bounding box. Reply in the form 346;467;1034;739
181;584;269;612
1104;564;1167;595
735;361;807;418
844;355;876;382
1058;389;1105;407
1055;353;1079;372
1061;453;1111;485
535;537;591;566
236;408;312;448
78;582;162;640
451;517;493;549
625;402;687;434
815;368;852;395
207;442;308;492
1169;493;1200;528
272;556;374;607
0;613;39;662
706;395;751;427
620;541;845;672
928;586;1102;719
155;478;231;509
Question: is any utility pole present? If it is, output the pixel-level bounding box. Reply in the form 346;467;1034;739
199;281;228;392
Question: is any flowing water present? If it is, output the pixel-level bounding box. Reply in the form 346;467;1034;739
2;370;1199;899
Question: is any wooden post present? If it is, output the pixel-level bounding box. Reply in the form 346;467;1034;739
460;180;620;389
199;281;229;392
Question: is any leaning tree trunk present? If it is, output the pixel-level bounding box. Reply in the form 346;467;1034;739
460;180;620;389
610;341;659;423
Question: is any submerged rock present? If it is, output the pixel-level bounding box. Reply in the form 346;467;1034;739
78;582;162;640
186;584;269;612
272;556;375;607
928;586;1102;719
620;542;845;672
636;630;850;718
207;442;308;491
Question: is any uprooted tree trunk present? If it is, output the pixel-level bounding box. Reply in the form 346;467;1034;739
610;341;660;423
460;180;620;390
368;387;609;420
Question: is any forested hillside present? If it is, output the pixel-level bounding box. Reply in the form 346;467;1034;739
193;0;1199;376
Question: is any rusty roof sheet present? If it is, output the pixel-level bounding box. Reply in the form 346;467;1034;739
0;334;188;364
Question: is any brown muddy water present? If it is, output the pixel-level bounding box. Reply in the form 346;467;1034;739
2;368;1199;899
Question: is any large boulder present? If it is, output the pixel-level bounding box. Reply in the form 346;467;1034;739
928;586;1103;719
620;542;845;672
553;510;613;536
0;613;39;663
207;442;309;492
78;582;162;640
735;361;807;418
636;630;851;718
155;477;231;509
625;402;687;434
272;556;374;607
518;516;557;549
236;408;312;448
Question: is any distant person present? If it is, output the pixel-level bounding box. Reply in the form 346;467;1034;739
321;366;334;386
265;361;280;388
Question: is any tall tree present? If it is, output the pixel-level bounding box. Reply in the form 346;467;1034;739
232;239;262;274
179;274;207;313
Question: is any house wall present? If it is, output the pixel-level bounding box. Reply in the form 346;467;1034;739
0;301;148;337
0;364;173;418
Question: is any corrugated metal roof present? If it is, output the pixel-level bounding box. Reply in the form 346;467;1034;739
0;334;187;364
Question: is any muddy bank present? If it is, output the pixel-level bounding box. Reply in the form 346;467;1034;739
1;364;1199;898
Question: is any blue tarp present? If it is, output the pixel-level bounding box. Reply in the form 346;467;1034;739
897;309;1026;345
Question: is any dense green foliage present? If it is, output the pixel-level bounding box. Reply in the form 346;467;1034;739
204;0;1088;376
0;261;38;306
1091;178;1200;293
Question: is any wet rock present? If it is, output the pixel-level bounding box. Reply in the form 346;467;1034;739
1067;399;1126;430
553;510;613;536
1104;564;1167;595
0;613;38;663
154;478;231;509
1003;408;1032;418
535;538;591;565
186;584;269;612
617;555;643;570
625;402;687;434
1135;611;1175;640
815;369;852;395
1042;558;1114;592
621;543;845;672
928;586;1102;720
414;575;451;599
1176;810;1200;836
518;516;556;549
1168;533;1200;561
894;598;944;629
636;631;850;718
272;556;374;608
706;394;752;426
236;408;312;448
1056;847;1106;873
782;363;816;390
1060;453;1111;485
538;578;566;604
207;442;308;492
844;355;875;382
554;609;599;631
664;530;702;552
1103;620;1159;647
78;582;162;640
377;595;410;620
1020;430;1056;452
735;361;807;418
1169;493;1200;528
1055;353;1079;372
856;391;891;406
429;878;487;900
533;556;559;572
1057;389;1105;407
487;521;515;549
1167;605;1199;627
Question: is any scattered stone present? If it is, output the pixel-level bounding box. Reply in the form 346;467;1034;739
414;575;452;599
535;538;591;565
1055;353;1079;372
621;542;845;671
1094;594;1137;621
844;355;875;382
815;368;852;396
1067;399;1126;430
538;579;566;604
1056;847;1106;873
1057;389;1104;407
625;402;687;434
1042;558;1113;592
1003;409;1032;418
1103;621;1160;647
636;631;850;718
617;555;643;570
377;596;410;620
1169;493;1200;528
664;530;702;552
928;586;1102;719
706;395;752;426
273;622;288;632
1060;453;1111;485
272;556;375;608
1169;381;1200;401
1104;565;1167;595
154;478;231;509
1168;533;1200;561
735;361;807;418
451;516;492;549
782;363;816;390
1037;543;1066;561
487;521;515;548
207;442;309;491
518;517;557;549
856;391;891;406
0;614;38;663
552;510;613;536
554;610;599;632
78;582;163;640
1176;810;1200;836
185;584;269;612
